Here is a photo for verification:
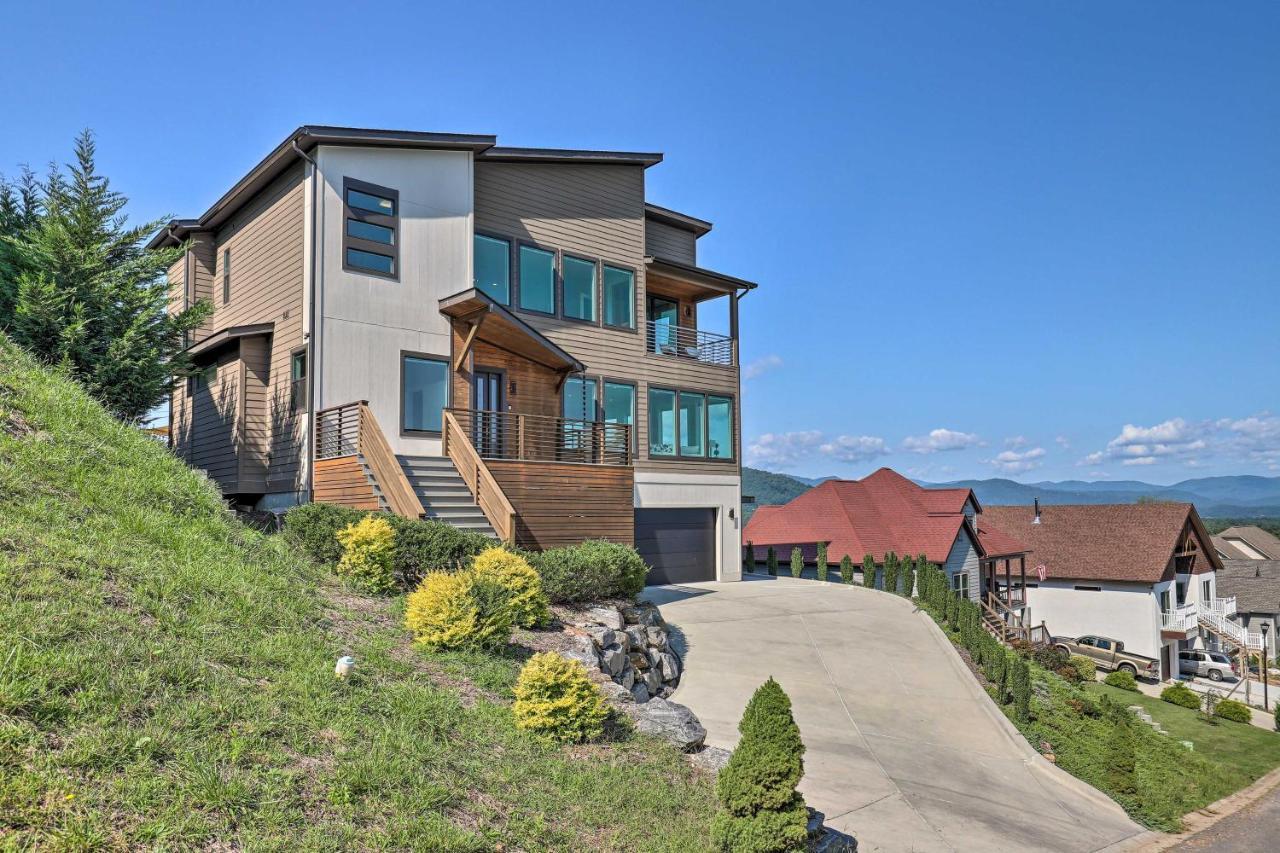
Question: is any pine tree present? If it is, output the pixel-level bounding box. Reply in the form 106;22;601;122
840;554;855;585
815;542;828;582
862;555;876;588
0;166;40;321
744;541;755;575
1;131;210;421
790;547;804;579
767;547;778;577
711;678;809;852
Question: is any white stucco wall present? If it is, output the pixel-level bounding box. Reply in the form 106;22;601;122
1025;579;1164;660
313;146;473;456
634;470;742;582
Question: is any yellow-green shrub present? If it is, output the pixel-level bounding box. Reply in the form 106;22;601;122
404;570;513;650
512;652;610;743
335;514;396;593
471;547;549;628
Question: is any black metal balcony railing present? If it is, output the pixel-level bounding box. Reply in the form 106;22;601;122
646;321;735;367
446;408;632;466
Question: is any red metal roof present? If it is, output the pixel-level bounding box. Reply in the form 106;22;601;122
744;467;1028;565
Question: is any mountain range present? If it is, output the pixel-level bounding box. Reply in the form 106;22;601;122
743;468;1280;519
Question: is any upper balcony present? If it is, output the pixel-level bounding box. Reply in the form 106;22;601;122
644;256;757;372
646;321;735;367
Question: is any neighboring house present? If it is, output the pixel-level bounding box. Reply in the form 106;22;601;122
983;503;1265;681
1216;559;1280;662
1212;525;1280;560
743;468;1032;622
157;126;756;584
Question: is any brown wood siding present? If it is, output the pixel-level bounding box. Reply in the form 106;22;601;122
313;456;380;511
452;329;561;419
474;162;740;477
237;335;271;492
645;219;697;265
185;348;241;493
488;460;634;549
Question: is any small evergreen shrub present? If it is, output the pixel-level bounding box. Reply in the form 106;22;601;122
744;541;755;575
840;555;855;585
767;547;778;577
284;502;365;564
789;547;803;578
882;552;898;595
1032;645;1069;671
1069;655;1097;683
1010;655;1032;722
1161;682;1201;710
512;652;610;743
528;540;648;603
404;570;513;651
471;547;549;628
1057;665;1083;683
862;554;876;588
815;542;828;582
335;514;397;593
1214;698;1252;724
1103;669;1138;691
899;556;915;596
711;678;809;853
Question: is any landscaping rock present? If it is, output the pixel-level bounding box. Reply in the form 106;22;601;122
643;668;662;694
689;745;732;772
625;625;648;649
807;807;858;852
562;635;599;670
618;664;636;690
597;679;634;704
646;626;669;650
626;697;706;751
629;652;651;671
631;682;651;703
656;651;680;682
586;626;616;649
1181;740;1195;751
584;605;624;630
600;645;627;676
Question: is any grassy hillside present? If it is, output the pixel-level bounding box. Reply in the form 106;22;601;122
0;336;715;850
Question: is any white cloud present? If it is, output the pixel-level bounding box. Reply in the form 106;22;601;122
1123;456;1158;466
902;428;983;454
1055;435;1071;450
819;435;890;463
986;447;1047;474
744;431;824;468
743;354;783;380
1004;435;1030;449
1079;413;1280;471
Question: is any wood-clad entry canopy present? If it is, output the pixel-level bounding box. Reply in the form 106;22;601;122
439;288;585;375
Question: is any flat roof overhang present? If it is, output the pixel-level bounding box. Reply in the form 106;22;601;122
644;203;713;236
439;288;584;373
644;257;758;303
183;322;275;360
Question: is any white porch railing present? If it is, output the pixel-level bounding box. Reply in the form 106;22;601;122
1198;596;1264;650
1161;603;1198;633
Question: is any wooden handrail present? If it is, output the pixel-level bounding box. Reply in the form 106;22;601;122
356;404;424;520
442;410;516;544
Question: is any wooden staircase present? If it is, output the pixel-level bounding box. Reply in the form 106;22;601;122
980;593;1050;647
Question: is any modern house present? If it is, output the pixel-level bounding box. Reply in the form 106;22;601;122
1216;559;1280;663
743;468;1034;630
157;126;756;584
1212;525;1280;561
983;503;1265;681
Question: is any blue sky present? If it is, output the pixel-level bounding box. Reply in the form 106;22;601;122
3;1;1277;483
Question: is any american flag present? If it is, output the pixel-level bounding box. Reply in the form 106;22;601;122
1036;564;1047;582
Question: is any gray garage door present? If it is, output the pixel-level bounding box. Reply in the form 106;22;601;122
635;508;716;585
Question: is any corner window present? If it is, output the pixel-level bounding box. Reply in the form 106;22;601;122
707;395;734;460
474;234;510;304
603;265;635;328
221;248;231;305
518;245;555;314
402;354;449;434
343;178;399;279
290;351;307;412
648;388;676;456
562;255;597;322
678;392;706;457
603;381;636;450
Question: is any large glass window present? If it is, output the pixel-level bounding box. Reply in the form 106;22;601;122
343;178;399;279
648;388;676;456
518;245;555;314
562;255;597;321
562;376;598;422
474;234;510;304
604;381;636;452
402;355;449;434
679;392;706;457
707;395;734;460
603;265;635;328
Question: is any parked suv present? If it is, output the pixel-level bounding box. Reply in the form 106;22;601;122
1178;649;1238;682
1052;635;1160;678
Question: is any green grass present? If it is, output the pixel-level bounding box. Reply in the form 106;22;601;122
0;336;716;851
1089;684;1280;781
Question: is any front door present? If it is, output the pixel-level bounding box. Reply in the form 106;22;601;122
647;296;679;354
473;370;504;457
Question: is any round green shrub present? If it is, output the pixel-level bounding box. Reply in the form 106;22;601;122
1214;698;1252;723
1069;655;1097;683
1103;669;1139;691
512;652;609;743
1161;682;1201;710
284;502;366;564
528;540;648;603
711;678;809;853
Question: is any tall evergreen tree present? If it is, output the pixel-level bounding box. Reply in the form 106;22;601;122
766;547;778;577
815;542;828;582
840;554;855;585
789;547;804;579
862;554;876;588
0;131;209;421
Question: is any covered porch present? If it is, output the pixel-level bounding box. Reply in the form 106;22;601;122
979;552;1049;645
643;257;755;368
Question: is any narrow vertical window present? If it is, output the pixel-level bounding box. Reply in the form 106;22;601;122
707;395;734;460
648;388;676;457
518;245;555;314
562;255;597;322
289;351;307;412
679;391;706;457
474;234;510;304
603;265;635;328
604;381;636;454
343;178;399;279
222;248;231;305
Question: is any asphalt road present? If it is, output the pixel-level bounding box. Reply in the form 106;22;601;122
1167;781;1280;851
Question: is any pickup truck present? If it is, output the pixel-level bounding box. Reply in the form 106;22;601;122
1052;635;1159;678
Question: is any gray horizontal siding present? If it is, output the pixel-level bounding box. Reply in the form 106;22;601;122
645;219;697;265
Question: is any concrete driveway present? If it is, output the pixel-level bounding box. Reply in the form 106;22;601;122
649;576;1142;853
